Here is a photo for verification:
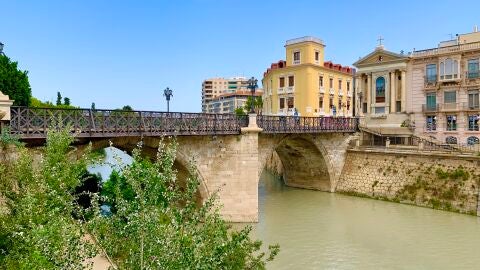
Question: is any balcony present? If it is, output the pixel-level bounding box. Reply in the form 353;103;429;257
463;102;480;111
424;123;437;132
319;86;325;94
412;41;480;58
467;71;480;79
440;103;460;112
439;73;461;82
277;87;285;94
329;88;335;95
422;104;439;112
338;90;344;97
424;76;438;89
347;90;352;97
286;86;295;94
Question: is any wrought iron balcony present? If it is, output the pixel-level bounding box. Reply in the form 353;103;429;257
422;104;439;112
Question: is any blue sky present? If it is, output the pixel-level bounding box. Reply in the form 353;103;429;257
1;0;478;112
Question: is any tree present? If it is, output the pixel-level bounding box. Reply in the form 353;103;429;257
244;96;263;114
56;92;62;106
0;127;97;269
91;102;96;110
255;96;263;114
0;54;32;106
91;140;279;269
64;97;71;106
234;107;246;116
121;105;133;111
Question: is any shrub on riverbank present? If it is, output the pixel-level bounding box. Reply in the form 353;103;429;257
0;128;279;269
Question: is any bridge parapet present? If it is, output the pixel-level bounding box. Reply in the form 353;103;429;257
257;115;358;133
8;106;248;139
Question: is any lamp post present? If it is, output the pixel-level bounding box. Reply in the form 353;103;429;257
163;87;173;112
0;42;4;56
247;77;258;114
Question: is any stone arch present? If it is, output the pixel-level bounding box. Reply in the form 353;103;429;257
259;134;335;192
82;137;209;203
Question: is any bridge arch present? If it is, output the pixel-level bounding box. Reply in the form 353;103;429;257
259;133;353;192
85;137;209;204
259;134;335;192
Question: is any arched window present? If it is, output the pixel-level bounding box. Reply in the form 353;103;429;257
467;136;479;145
440;58;459;80
375;77;385;103
446;136;458;144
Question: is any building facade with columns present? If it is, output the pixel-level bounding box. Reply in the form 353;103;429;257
410;30;480;146
262;36;354;117
353;44;411;142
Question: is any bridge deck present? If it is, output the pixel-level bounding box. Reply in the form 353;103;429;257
5;107;358;140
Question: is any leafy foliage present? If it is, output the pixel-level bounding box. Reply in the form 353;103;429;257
0;127;23;147
0;54;32;106
0;127;97;269
244;96;263;114
91;140;279;269
234;107;246;116
30;97;77;109
56;92;63;106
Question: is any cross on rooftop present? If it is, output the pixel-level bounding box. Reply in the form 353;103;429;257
377;35;384;46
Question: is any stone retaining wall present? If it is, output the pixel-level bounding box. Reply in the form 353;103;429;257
337;149;480;215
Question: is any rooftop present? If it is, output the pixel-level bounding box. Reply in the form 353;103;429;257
285;36;324;46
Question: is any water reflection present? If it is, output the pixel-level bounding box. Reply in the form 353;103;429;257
255;171;480;270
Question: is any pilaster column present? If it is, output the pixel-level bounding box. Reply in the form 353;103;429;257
390;71;396;113
367;73;372;114
401;70;406;112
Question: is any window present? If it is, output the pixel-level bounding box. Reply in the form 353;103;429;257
446;136;457;144
396;101;401;112
439;58;459;80
293;51;300;64
319;96;324;109
426;93;436;111
467;136;479;145
315;51;319;62
338;99;342;110
347;100;351;110
426;115;437;131
279;77;285;88
468;115;479;131
338;80;342;90
426;64;437;83
329;97;333;108
468;59;479;79
279;98;285;109
288;76;295;87
319;76;323;87
444;91;456;103
446;115;457;131
363;102;368;113
375;77;385;103
468;90;479;109
346;81;350;91
287;97;294;109
329;78;333;88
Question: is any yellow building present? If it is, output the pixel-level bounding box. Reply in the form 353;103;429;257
262;36;355;117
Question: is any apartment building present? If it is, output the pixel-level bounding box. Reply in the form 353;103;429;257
201;77;249;112
205;91;263;114
262;36;354;117
410;29;480;145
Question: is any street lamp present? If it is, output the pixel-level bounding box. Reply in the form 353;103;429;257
0;42;4;55
247;77;258;114
163;87;173;112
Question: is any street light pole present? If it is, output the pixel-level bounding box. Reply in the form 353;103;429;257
247;77;258;114
0;42;4;56
163;87;173;112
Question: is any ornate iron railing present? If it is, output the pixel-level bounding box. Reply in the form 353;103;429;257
8;106;248;139
257;115;358;133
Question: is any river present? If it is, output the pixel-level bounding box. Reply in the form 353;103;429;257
256;171;480;270
90;148;480;269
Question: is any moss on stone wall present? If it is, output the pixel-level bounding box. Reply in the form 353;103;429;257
337;150;480;216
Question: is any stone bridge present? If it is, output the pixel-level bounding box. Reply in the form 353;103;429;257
2;106;358;222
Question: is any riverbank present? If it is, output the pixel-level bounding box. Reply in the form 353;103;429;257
337;149;480;216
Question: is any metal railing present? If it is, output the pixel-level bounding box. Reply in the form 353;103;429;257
8;106;249;139
257;115;358;133
412;41;480;57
